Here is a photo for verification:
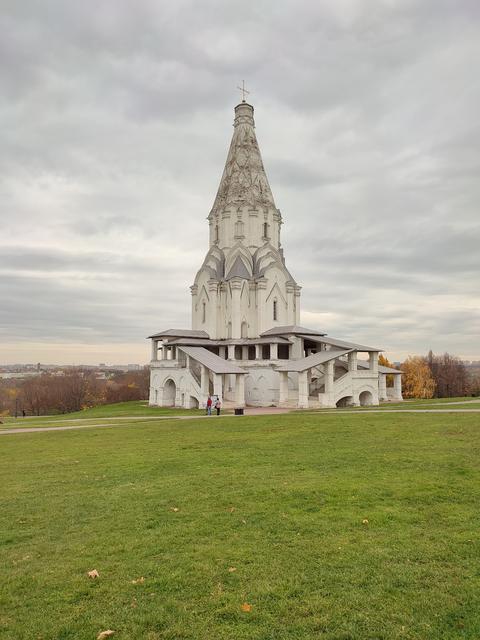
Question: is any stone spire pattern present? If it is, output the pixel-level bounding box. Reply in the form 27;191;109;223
211;103;276;213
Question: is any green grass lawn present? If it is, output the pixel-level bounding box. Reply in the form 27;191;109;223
1;400;204;422
1;411;480;639
303;396;480;413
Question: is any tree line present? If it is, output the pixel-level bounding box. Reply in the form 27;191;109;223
0;368;150;417
398;351;479;399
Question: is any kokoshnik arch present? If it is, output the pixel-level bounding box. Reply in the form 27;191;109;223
148;99;403;409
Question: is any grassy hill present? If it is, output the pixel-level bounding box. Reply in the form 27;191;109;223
1;408;479;639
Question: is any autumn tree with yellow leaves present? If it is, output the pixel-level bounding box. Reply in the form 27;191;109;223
400;356;436;398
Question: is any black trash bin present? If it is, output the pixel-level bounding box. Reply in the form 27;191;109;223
234;408;244;416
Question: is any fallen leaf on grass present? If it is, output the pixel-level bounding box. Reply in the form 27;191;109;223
88;569;100;579
229;506;235;513
241;603;252;612
241;519;246;525
362;519;369;525
171;507;179;512
131;577;145;584
228;567;237;573
97;631;115;639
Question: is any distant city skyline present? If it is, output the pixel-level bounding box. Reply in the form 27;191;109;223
1;1;479;365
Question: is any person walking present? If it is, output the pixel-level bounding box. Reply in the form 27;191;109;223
206;395;212;416
215;398;221;416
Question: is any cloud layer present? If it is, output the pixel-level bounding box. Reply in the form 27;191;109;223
1;0;479;363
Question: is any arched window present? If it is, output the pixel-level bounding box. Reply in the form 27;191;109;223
202;301;206;323
241;321;248;338
273;299;278;321
263;222;268;238
215;225;219;243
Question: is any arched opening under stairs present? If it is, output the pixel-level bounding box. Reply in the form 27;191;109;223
163;379;176;406
336;395;354;408
359;390;373;406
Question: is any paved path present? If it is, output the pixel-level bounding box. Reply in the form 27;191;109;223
1;407;480;435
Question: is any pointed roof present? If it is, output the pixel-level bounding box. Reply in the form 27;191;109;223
211;102;276;213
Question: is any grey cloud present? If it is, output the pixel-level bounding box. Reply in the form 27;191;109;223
1;0;479;362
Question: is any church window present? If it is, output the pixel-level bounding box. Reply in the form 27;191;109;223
263;222;269;238
215;225;219;242
202;302;206;323
273;299;278;321
241;321;248;338
235;220;244;237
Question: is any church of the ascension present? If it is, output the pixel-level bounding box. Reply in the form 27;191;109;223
148;98;403;409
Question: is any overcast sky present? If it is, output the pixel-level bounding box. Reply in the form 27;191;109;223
1;0;479;365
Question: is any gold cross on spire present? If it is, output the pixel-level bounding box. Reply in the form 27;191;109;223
237;80;250;103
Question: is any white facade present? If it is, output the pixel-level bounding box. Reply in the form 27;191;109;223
148;100;402;410
190;102;300;340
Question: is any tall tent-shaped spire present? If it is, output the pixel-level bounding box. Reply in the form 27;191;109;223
211;102;276;214
192;100;301;340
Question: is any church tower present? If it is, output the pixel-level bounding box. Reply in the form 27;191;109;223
191;101;301;339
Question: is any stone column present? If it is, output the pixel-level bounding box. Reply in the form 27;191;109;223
323;360;335;407
369;351;379;374
161;345;168;360
378;373;387;401
286;283;295;325
393;374;403;400
235;373;245;407
213;373;223;400
219;345;227;359
348;351;357;372
279;371;289;405
190;285;198;328
151;340;158;362
242;345;249;360
257;280;267;334
270;343;278;360
230;279;242;338
325;360;334;394
255;344;261;360
298;370;309;408
200;364;209;394
208;280;218;337
294;286;301;324
227;344;235;360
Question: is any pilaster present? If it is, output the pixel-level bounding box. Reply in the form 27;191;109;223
230;278;242;339
279;371;289;405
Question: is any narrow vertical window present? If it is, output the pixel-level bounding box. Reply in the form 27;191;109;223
263;222;268;238
202;302;206;323
235;220;244;237
215;225;219;242
273;299;278;321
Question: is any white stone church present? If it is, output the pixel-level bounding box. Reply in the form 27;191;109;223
148;99;402;409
